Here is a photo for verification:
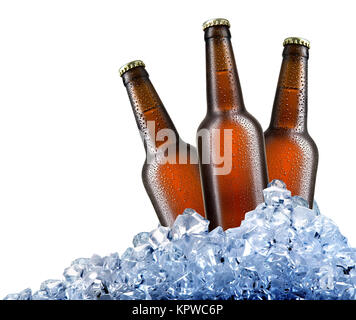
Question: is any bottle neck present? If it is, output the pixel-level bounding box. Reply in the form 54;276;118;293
122;67;179;153
270;44;309;132
205;26;245;113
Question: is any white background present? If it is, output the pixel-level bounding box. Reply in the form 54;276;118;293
0;0;355;297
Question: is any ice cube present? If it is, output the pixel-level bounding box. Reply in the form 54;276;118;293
40;279;66;299
268;179;287;189
170;209;209;239
4;288;32;300
148;226;170;249
133;232;150;247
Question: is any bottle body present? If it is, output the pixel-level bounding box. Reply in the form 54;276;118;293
264;41;318;207
264;128;318;206
142;142;203;227
198;22;268;230
122;64;205;226
198;110;267;230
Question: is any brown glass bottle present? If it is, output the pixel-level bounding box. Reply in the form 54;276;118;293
120;60;205;227
197;19;268;230
264;37;318;207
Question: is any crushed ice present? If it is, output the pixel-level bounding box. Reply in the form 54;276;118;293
4;180;356;300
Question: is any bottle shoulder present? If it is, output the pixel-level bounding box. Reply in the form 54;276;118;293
142;141;198;169
198;110;263;131
265;127;313;138
265;128;319;153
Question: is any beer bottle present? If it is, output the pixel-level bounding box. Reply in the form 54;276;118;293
264;37;318;207
197;19;268;230
120;60;205;227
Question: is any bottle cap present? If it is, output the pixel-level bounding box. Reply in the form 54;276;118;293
283;37;310;49
202;18;230;31
119;60;145;77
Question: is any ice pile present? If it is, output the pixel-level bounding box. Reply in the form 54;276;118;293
4;180;356;300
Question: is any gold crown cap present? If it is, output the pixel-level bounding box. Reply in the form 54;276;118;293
202;18;230;31
283;37;310;49
119;60;145;77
